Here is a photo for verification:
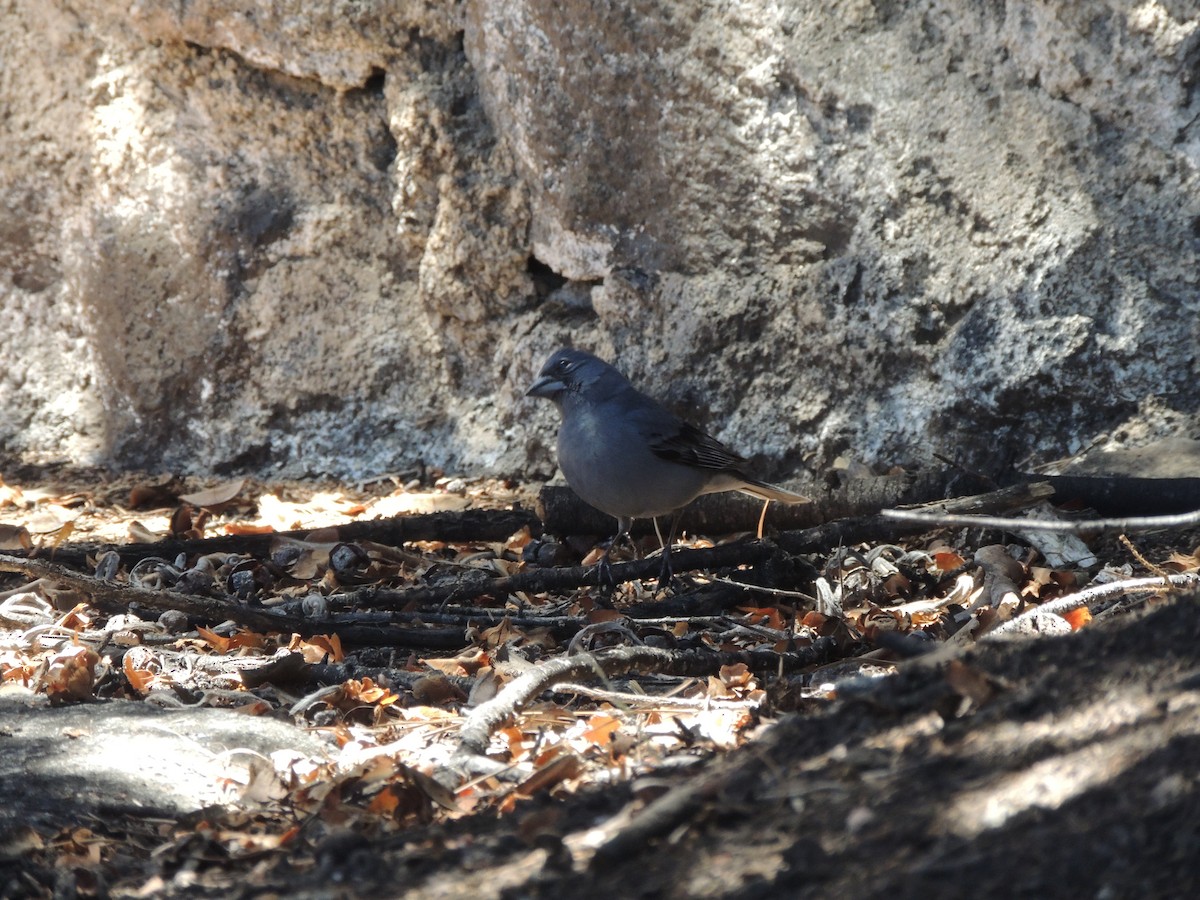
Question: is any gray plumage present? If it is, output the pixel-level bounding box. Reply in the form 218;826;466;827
527;347;808;585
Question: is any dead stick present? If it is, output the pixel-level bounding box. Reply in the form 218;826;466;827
0;553;287;631
882;506;1200;533
985;572;1200;638
10;507;542;568
355;540;784;609
780;481;1056;553
453;640;835;763
0;553;473;647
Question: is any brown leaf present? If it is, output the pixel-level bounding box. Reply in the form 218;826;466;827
223;523;276;535
1063;607;1092;630
127;521;162;542
169;505;194;538
128;479;182;509
179;478;246;509
0;523;32;551
934;550;966;571
196;627;232;653
411;675;468;705
801;611;827;629
517;753;584;797
422;649;489;677
737;606;785;630
582;714;622;746
42;646;100;703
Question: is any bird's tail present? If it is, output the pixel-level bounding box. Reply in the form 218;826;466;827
736;478;811;505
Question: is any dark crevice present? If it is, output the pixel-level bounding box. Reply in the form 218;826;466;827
363;67;386;96
528;257;569;299
526;256;603;318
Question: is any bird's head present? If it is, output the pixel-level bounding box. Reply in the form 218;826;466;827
526;348;625;405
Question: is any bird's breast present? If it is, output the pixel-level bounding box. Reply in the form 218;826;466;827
556;403;708;520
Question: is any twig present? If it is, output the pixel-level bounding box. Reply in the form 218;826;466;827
881;507;1200;533
779;481;1055;553
6;508;543;568
700;574;816;602
0;553;479;648
354;540;786;609
555;682;761;711
446;639;836;778
586;762;736;865
984;572;1199;639
1119;535;1171;578
0;553;288;631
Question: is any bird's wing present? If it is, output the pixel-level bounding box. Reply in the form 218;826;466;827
645;418;748;471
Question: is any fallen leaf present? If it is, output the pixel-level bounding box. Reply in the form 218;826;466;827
196;627;232;653
582;714;622;746
0;523;32;550
934;550;966;571
738;606;785;630
180;478;246;509
411;675;467;705
517;754;584;796
128;521;162;542
129;480;182;509
223;523;276;535
1063;607;1092;630
42;646;100;704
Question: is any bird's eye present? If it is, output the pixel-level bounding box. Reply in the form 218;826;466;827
556;360;574;374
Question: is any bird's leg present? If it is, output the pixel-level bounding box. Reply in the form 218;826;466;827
656;510;683;592
596;516;633;590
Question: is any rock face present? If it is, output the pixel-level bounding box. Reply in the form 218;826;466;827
1;1;1197;482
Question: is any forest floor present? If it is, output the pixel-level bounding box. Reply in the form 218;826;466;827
0;466;1196;899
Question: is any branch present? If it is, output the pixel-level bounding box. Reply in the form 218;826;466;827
537;468;996;537
0;553;483;648
449;639;836;774
779;480;1056;553
882;506;1200;534
354;540;787;610
985;572;1200;639
10;508;542;568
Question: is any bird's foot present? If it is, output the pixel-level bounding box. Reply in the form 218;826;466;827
654;550;676;594
595;553;617;591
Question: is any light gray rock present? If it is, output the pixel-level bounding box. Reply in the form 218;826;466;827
0;694;332;839
1;1;1197;482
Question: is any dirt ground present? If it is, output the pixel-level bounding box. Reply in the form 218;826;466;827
280;593;1200;900
0;471;1197;898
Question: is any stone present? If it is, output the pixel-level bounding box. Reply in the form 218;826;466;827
1;1;1197;483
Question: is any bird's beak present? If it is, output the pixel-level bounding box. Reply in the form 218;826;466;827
526;375;564;399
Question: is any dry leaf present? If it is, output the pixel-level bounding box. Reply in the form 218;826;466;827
801;611;827;629
421;648;489;677
42;646;100;703
224;523;276;535
128;521;162;542
129;480;182;509
738;606;785;630
180;478;246;509
517;754;584;797
0;523;32;550
934;550;966;571
582;714;622;746
1063;607;1092;630
196;626;232;653
411;675;468;705
288;633;344;663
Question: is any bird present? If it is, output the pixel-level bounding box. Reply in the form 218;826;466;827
526;347;809;589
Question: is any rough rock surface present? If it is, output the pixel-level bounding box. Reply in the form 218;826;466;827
2;1;1198;482
0;693;333;839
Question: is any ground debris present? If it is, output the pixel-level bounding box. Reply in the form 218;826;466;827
1;469;1198;897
